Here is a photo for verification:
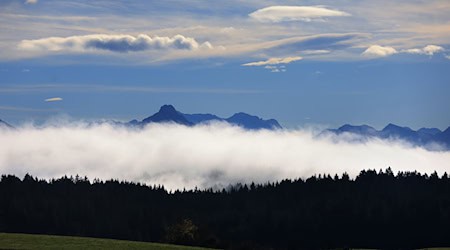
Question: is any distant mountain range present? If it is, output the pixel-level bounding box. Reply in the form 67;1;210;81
0;105;281;130
130;104;282;130
325;123;450;150
2;106;449;150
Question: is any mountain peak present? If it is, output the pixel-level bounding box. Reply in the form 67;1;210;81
229;112;257;119
382;123;413;132
335;124;377;135
129;105;281;129
338;124;374;130
142;105;192;126
226;112;281;130
159;104;177;113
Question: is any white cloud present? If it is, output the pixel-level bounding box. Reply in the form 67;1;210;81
403;45;445;55
446;55;450;60
243;56;301;72
301;50;331;55
1;1;449;63
249;6;350;22
25;0;38;4
242;56;302;66
18;34;213;53
0;123;449;190
362;45;398;57
363;44;445;58
264;65;286;73
45;97;63;102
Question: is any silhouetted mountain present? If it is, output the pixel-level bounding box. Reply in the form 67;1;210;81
441;127;450;139
182;113;224;124
141;105;193;126
380;123;418;140
328;124;378;136
225;112;282;130
325;123;450;150
436;127;450;147
87;120;127;127
418;128;442;136
126;105;282;130
127;119;140;126
0;119;13;129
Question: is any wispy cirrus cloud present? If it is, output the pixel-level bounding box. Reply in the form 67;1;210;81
1;1;449;63
18;34;213;53
45;97;63;102
25;0;38;5
242;56;302;66
301;50;331;55
242;56;302;73
249;6;350;22
261;33;368;56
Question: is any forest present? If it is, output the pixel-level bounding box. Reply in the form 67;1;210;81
1;168;449;249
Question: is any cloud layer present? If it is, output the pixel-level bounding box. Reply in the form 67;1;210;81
242;56;302;66
18;34;213;53
249;6;350;22
1;123;449;190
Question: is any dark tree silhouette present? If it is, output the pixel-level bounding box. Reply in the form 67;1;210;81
1;168;450;249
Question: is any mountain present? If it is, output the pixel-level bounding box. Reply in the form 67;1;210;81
0;119;13;129
128;105;282;130
225;112;282;130
141;105;193;126
325;123;450;150
418;128;442;136
328;124;378;136
380;123;418;141
182;113;224;124
435;127;450;148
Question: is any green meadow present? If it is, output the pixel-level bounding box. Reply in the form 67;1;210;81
0;233;216;250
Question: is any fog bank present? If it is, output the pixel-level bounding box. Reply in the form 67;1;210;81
1;123;449;190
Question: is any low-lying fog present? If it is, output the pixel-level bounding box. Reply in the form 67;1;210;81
1;122;449;190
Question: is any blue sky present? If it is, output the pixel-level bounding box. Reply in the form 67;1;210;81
1;0;449;129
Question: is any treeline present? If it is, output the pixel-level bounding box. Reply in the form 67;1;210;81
1;168;450;249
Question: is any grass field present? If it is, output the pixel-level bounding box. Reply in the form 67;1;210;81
0;233;216;250
1;233;449;250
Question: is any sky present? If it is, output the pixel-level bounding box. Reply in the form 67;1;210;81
1;0;450;130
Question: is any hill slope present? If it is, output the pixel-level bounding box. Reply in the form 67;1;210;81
0;233;214;250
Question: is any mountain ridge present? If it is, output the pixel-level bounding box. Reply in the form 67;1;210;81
325;124;450;150
132;104;282;130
